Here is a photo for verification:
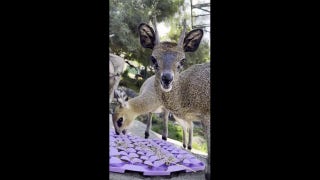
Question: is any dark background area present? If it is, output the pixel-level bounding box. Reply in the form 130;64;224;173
3;0;316;179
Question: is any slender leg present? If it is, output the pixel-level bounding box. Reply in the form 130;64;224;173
182;126;187;149
202;115;211;180
187;122;193;150
162;109;169;140
174;115;188;149
145;112;152;139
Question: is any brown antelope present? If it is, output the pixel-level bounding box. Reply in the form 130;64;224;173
137;22;211;179
109;53;125;104
113;75;195;150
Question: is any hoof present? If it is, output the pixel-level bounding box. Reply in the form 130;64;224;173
162;136;167;141
115;131;120;135
183;144;186;149
187;145;192;150
145;132;149;139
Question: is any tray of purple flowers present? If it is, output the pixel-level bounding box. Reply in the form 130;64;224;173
109;130;205;176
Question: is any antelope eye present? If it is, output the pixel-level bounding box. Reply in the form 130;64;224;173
177;58;186;70
150;56;157;64
180;58;186;66
150;56;159;69
117;117;123;127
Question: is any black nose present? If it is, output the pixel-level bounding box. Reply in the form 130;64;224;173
117;117;123;127
161;73;173;85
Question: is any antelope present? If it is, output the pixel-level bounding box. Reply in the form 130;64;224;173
113;76;195;150
137;22;211;179
109;53;125;104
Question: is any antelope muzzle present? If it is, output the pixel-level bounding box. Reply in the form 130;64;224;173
160;72;173;92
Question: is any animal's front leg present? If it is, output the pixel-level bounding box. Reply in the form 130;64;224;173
182;126;187;149
145;112;152;139
162;109;169;140
188;122;193;150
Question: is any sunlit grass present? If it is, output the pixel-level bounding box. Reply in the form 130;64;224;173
141;114;207;153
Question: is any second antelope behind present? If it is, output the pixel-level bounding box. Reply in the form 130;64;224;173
138;22;211;179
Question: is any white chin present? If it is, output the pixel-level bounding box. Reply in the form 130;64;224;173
160;85;172;92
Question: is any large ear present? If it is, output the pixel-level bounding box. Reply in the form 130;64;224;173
183;29;203;52
138;23;157;49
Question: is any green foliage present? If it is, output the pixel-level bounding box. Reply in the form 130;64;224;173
166;19;210;69
192;142;207;152
109;0;181;64
148;114;207;153
151;114;182;141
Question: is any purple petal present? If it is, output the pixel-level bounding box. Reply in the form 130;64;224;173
144;160;153;166
109;157;123;164
189;158;202;164
145;152;154;157
131;158;142;164
110;149;120;156
153;160;165;167
135;147;142;151
183;159;191;164
140;156;148;160
126;148;136;153
120;156;130;162
127;144;134;148
176;154;185;159
137;151;145;155
128;152;139;158
166;146;174;151
149;155;158;162
119;151;128;156
185;154;195;159
171;149;180;153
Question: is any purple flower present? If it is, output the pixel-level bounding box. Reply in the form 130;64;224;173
148;155;158;162
128;152;139;158
144;160;153;166
120;156;130;162
131;158;142;164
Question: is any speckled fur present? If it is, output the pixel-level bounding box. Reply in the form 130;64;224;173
155;61;210;124
109;53;125;103
153;51;211;180
113;75;194;148
139;22;211;179
113;76;162;132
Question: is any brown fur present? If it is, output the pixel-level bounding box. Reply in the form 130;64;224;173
113;75;195;149
109;54;125;104
138;22;211;179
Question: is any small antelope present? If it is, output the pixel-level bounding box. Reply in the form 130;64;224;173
113;76;195;150
137;22;211;179
109;53;125;104
112;75;168;139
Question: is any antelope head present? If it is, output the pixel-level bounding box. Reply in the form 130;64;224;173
138;22;203;92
